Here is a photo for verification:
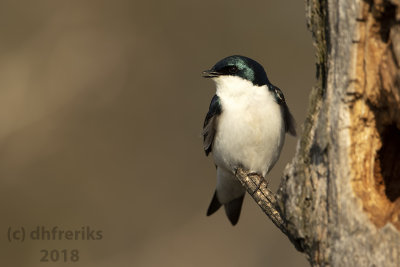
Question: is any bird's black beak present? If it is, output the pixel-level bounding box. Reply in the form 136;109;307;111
202;70;220;78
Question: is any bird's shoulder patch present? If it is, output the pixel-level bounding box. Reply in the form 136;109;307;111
202;95;222;156
270;84;286;105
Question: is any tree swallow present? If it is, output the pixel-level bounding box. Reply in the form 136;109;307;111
202;55;296;225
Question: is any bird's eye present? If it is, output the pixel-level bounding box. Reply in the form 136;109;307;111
228;66;238;74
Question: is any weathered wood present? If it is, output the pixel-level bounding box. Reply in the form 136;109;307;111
235;0;400;266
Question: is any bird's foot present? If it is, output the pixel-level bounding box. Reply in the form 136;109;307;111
248;172;265;196
233;164;244;176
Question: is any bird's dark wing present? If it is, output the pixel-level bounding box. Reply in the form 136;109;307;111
270;84;297;136
202;95;222;156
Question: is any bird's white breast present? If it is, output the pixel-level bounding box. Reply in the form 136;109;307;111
212;76;285;177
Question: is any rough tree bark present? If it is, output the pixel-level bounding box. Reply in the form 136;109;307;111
235;0;400;266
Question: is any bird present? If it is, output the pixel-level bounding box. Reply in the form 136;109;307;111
201;55;296;225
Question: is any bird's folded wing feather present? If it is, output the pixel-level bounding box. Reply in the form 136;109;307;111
270;84;297;136
202;94;222;156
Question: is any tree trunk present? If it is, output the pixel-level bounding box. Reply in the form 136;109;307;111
235;0;400;266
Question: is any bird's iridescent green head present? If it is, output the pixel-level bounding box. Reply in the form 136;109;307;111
202;55;269;86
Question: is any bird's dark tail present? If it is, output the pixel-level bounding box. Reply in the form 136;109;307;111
207;191;222;216
224;194;245;225
207;191;245;226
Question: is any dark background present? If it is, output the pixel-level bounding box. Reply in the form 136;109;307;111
0;1;314;266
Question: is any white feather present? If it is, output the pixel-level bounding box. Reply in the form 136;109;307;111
211;76;285;203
